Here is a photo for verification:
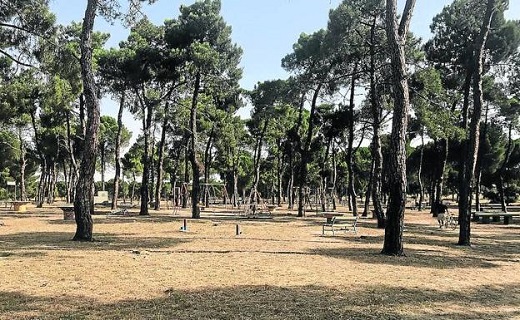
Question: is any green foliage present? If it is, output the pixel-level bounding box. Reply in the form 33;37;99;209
0;0;56;66
98;115;132;169
410;67;463;141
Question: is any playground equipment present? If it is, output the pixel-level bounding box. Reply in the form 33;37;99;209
201;183;228;207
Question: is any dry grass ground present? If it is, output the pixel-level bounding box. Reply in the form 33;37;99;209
0;203;519;320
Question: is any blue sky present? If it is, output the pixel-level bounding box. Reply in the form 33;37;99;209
49;0;520;138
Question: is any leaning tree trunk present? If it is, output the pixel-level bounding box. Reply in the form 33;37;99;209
458;0;496;247
74;0;99;241
382;0;416;256
111;92;125;210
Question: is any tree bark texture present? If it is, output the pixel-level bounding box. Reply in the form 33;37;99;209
189;73;202;218
347;69;358;216
382;0;416;256
155;103;170;211
298;84;322;217
139;97;153;216
111;92;125;210
458;0;497;246
369;17;385;228
74;0;99;241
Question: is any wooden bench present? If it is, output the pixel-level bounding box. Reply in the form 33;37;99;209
322;216;358;236
474;211;520;225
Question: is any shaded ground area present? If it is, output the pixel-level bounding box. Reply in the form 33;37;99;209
1;204;519;319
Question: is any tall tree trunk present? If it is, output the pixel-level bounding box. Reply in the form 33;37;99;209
417;130;425;211
331;143;337;210
250;119;268;206
432;138;448;216
232;154;239;207
17;128;27;201
276;139;283;207
150;121;157;204
382;0;416;256
298;83;322;217
154;103;169;211
100;142;106;191
320;136;332;212
131;172;136;205
111;92;125;210
364;157;375;216
65;112;78;201
182;142;189;208
287;146;294;209
347;69;358;216
474;105;489;214
74;0;99;241
139;100;153;216
369;15;385;228
498;122;513;212
203;126;215;208
458;0;496;246
189;72;202;218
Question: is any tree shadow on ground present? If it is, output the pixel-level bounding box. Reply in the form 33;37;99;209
312;244;504;269
1;283;519;320
0;231;190;253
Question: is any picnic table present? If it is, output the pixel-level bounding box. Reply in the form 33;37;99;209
58;206;75;220
10;201;31;212
473;211;520;225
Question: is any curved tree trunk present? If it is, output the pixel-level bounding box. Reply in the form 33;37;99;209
74;0;99;241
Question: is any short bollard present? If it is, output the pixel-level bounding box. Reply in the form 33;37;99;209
180;219;188;232
235;224;241;236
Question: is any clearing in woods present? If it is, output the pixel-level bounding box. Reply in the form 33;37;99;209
0;204;519;319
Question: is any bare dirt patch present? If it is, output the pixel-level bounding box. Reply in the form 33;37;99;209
1;204;519;319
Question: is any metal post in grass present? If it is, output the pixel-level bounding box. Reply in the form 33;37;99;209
235;224;241;236
180;219;187;232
